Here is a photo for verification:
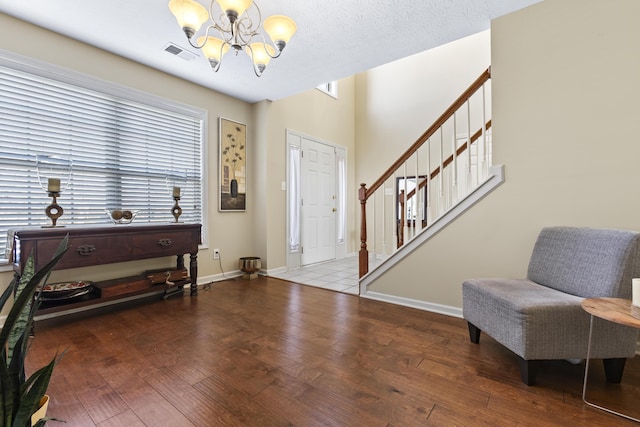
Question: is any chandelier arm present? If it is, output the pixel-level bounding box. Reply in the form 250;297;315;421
235;22;261;47
211;41;227;72
245;44;264;77
206;0;232;34
252;1;263;29
234;3;262;48
266;43;283;59
254;33;283;59
186;24;221;49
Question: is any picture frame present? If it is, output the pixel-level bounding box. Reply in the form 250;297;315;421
219;117;247;211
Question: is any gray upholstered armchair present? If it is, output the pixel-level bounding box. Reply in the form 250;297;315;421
462;226;640;385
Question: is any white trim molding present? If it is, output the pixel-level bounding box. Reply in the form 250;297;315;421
360;290;463;318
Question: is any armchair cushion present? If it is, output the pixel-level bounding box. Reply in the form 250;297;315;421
527;227;639;298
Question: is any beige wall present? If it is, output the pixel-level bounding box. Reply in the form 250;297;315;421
355;30;491;186
255;79;357;268
0;13;357;298
7;0;637;316
365;0;640;309
0;13;253;290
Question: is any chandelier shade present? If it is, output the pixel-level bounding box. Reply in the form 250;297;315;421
168;0;208;39
263;15;297;48
197;36;229;68
246;43;275;73
168;0;297;76
217;0;253;20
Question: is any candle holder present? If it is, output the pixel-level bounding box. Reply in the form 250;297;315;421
172;196;183;223
44;191;64;228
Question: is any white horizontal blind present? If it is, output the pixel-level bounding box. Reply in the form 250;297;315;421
0;62;204;259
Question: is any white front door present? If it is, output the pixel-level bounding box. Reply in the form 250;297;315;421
301;137;336;265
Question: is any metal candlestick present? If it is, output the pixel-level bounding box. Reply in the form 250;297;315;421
44;191;64;228
172;196;183;223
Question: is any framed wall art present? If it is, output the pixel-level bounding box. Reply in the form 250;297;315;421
219;117;247;211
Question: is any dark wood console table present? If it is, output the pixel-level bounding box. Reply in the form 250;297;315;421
12;223;201;316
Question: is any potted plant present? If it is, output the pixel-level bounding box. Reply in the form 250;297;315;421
1;236;69;426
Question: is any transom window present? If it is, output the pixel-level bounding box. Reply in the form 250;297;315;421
316;81;338;99
0;52;206;261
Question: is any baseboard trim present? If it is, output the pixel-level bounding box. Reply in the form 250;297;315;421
198;270;243;285
265;266;288;276
360;290;463;318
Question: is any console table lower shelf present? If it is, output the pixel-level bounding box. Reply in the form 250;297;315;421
36;270;191;318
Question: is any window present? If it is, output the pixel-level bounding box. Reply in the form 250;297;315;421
287;144;300;252
336;149;346;244
316;81;338;99
396;176;427;223
0;53;205;261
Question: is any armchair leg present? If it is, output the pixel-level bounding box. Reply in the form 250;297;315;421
603;358;626;383
467;322;481;344
517;357;537;386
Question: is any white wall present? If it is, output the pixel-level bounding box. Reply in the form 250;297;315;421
361;0;640;310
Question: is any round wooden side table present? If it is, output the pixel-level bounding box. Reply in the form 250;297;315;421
581;297;640;423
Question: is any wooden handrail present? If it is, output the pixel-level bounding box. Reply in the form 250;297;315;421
365;67;491;201
404;119;492;200
359;68;491;278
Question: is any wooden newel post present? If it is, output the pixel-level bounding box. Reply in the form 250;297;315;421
359;183;368;278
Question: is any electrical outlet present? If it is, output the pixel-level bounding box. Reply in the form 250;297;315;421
213;248;220;260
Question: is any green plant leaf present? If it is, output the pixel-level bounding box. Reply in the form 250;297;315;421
0;276;15;313
7;255;35;366
0;236;69;356
14;356;58;427
0;235;69;427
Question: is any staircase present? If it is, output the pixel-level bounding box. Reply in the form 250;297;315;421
358;67;504;288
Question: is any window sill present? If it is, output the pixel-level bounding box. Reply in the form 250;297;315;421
0;260;13;273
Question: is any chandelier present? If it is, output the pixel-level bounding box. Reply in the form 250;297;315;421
168;0;297;77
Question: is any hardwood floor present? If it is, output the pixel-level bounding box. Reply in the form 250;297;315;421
27;276;640;426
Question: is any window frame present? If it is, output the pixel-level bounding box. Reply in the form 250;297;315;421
0;49;208;265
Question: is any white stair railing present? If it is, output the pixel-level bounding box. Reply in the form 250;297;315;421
359;68;492;277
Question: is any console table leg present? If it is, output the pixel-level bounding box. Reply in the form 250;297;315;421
190;253;198;296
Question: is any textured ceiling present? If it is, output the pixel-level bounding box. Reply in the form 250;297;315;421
0;0;540;103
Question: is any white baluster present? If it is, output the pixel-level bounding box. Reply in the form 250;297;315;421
482;83;488;179
371;191;376;267
403;162;408;245
415;148;421;234
452;113;458;204
426;138;431;224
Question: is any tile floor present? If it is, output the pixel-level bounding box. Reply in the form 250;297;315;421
270;256;359;295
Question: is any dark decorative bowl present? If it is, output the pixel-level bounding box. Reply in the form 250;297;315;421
37;281;93;300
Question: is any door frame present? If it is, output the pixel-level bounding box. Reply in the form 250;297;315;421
286;129;346;270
